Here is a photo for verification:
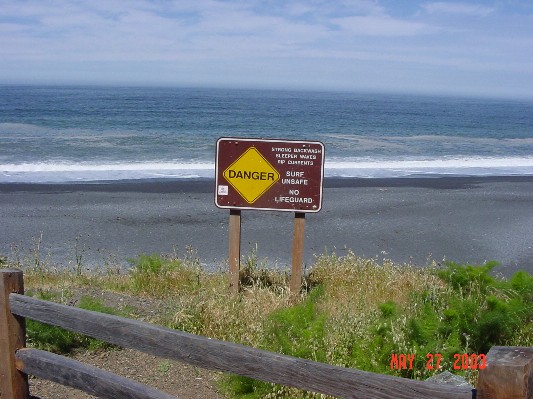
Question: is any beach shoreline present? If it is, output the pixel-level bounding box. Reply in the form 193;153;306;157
1;175;532;277
2;175;533;192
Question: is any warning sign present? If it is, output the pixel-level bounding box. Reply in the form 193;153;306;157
215;138;324;212
223;147;280;203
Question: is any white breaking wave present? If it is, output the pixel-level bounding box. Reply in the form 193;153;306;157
1;157;533;183
1;162;213;173
325;156;533;178
0;162;214;182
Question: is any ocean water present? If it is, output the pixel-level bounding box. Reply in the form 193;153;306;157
1;85;532;183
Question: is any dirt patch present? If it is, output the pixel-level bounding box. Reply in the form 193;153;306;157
28;348;224;399
25;287;226;399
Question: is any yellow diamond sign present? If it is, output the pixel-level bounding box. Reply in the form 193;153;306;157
223;147;280;204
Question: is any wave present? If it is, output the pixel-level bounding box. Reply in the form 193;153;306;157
1;157;532;183
0;162;214;183
325;156;533;178
0;122;43;130
322;134;533;156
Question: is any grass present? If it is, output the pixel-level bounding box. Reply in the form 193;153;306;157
4;249;533;399
24;291;121;353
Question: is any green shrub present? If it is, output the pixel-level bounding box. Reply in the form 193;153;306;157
264;286;326;360
437;260;498;294
224;287;326;397
379;300;397;318
376;261;533;378
508;271;533;300
223;260;533;396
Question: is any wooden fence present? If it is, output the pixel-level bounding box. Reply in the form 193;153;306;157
1;269;532;399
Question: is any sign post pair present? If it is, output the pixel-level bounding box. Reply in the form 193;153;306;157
215;137;324;294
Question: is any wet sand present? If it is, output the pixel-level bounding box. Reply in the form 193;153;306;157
1;176;532;277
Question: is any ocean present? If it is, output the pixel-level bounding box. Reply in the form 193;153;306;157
1;85;532;183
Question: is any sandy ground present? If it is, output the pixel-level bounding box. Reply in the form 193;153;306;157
22;287;225;399
28;348;224;399
1;176;532;277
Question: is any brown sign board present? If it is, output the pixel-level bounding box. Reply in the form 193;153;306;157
215;137;324;212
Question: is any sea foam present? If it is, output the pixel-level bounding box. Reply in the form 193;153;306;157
1;156;532;183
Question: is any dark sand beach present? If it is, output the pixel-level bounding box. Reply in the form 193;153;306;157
1;176;532;277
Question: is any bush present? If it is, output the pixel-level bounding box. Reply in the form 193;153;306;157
377;261;533;377
223;287;326;397
437;260;499;294
224;259;533;397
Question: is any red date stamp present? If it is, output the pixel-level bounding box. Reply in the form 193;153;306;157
390;353;486;370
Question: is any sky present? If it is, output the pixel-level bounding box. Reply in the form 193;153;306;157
1;0;533;99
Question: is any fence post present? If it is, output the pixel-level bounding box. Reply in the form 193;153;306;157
0;269;29;399
477;346;533;399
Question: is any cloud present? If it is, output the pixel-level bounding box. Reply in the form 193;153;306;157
0;0;532;98
421;2;495;17
332;15;432;36
0;0;435;63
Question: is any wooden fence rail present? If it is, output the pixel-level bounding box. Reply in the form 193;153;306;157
15;348;176;399
1;269;532;399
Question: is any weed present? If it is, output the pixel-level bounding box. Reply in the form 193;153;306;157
239;245;289;292
223;287;327;397
158;361;172;373
437;260;499;294
372;261;533;381
128;253;200;297
221;257;533;397
73;234;85;276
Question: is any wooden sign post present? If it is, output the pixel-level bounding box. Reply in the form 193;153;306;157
228;209;241;295
215;138;324;294
290;212;306;294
